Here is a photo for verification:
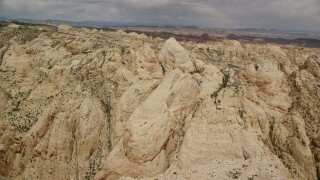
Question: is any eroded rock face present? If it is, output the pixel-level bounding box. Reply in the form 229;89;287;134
0;87;9;112
0;24;320;180
159;37;195;72
123;69;199;163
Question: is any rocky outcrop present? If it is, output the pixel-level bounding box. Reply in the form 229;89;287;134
159;37;195;73
0;23;319;179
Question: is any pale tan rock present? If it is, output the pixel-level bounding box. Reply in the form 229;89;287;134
302;57;320;78
102;138;169;178
196;64;223;98
128;32;141;39
113;79;160;142
17;85;109;179
0;23;319;180
272;123;290;149
0;87;9;112
131;43;163;78
123;69;199;163
116;30;127;36
146;156;292;180
8;23;20;28
290;114;317;179
179;123;261;168
57;24;72;32
159;37;195;72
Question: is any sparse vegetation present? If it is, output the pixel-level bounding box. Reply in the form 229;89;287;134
211;71;230;108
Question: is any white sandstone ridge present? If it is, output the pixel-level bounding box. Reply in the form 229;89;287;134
0;24;319;179
159;37;196;72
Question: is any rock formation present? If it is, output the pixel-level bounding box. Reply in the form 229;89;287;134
0;23;319;179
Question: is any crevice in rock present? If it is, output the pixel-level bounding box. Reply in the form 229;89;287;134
211;71;230;109
84;149;102;180
267;117;301;178
268;117;280;155
0;45;9;67
286;68;320;178
101;95;113;152
191;99;203;118
173;116;187;160
71;117;79;180
160;62;166;75
190;67;204;75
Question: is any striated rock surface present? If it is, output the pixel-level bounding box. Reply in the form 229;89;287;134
0;23;320;179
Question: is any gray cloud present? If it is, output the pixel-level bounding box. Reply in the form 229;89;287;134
0;0;319;30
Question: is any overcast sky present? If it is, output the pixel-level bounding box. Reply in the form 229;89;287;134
0;0;319;30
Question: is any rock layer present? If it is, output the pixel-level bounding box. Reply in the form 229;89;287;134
0;24;319;179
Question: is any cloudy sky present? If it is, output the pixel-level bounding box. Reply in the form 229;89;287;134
0;0;319;30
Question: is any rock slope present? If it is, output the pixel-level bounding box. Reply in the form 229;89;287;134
0;23;319;179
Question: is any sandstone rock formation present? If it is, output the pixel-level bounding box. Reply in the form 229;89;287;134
0;23;319;179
